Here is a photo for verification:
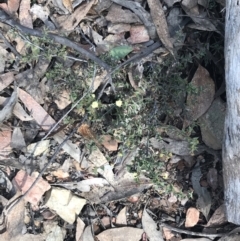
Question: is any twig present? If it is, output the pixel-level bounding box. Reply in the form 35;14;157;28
160;223;225;238
0;9;111;71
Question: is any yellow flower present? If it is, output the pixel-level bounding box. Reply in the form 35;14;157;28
91;101;98;109
161;172;169;179
116;100;122;107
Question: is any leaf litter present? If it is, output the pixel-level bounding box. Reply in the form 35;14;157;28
0;0;233;240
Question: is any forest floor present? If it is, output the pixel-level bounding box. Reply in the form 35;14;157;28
0;0;233;240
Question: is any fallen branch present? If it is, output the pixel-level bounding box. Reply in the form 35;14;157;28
160;223;225;238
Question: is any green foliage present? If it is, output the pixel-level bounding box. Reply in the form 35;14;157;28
14;27;210;199
20;34;67;64
109;45;133;60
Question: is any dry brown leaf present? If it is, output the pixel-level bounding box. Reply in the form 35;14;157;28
199;97;225;150
182;4;218;32
7;31;27;54
128;70;139;90
162;227;174;240
0;0;20;14
54;89;71;110
112;0;156;39
18;88;55;130
90;70;107;92
14;170;51;205
116;207;127;225
0;72;15;91
52;169;69;179
27;140;50;156
56;0;96;31
0;97;33;122
11;127;26;150
100;135;118;151
128;25;150;44
76;217;85;241
106;3;141;24
88;147;108;167
0;87;18;123
0;192;25;240
44;221;66;240
96;227;144;241
142;209;164;241
207;168;218;190
30;4;49;23
147;0;174;55
182;0;198;9
62;0;73;13
206;204;227;227
185;207;200;227
108;23;131;34
19;0;33;28
81;225;95;241
0;128;12;160
45;187;86;224
184;65;215;128
78;124;96;140
0;46;8;73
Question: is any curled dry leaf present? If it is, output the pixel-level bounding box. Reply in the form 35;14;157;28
185;207;200;227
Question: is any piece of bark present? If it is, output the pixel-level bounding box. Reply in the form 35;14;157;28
223;0;240;225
